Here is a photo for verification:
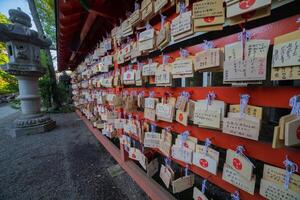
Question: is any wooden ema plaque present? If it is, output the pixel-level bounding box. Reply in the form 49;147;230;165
194;48;223;72
171;145;193;164
155;64;172;86
192;0;224;32
144;132;160;148
193;152;218;175
144;97;156;109
227;5;271;25
229;104;262;119
259;178;300;200
129;147;141;161
271;30;300;81
154;0;168;13
123;70;135;85
129;9;141;26
192;0;223;18
142;1;154;20
171;57;194;78
156;103;174;122
160;164;174;188
156;22;170;49
172;174;195;194
139;28;155;52
223;112;261;141
176;109;188;126
159;130;172;157
226;0;271;18
223;57;267;82
222;163;256;195
193;187;208;200
144;108;156;121
147;158;159;177
285;117;300;146
226;149;254;181
171;11;193;40
224;39;269;82
263;164;300;193
142;62;158;76
193;100;225;129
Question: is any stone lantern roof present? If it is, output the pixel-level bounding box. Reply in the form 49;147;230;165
0;8;51;48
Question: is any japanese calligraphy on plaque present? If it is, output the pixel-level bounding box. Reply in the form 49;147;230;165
171;145;193;164
171;57;194;78
259;178;300;200
156;103;174;122
271;30;300;81
192;0;224;32
193;100;226;129
223;39;270;83
139;28;155;52
171;11;193;41
222;163;256;195
223;112;261;140
155;64;172;86
144;131;160;148
263;164;300;193
142;62;158;76
194;48;224;72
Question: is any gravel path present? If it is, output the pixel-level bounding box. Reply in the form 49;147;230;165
0;110;149;200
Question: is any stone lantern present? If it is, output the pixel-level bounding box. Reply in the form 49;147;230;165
0;8;55;137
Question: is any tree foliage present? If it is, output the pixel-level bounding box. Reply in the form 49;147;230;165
0;13;18;95
34;0;56;49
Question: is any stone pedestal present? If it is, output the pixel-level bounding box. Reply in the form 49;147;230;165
12;76;56;137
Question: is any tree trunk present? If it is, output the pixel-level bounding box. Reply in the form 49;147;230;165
27;0;61;109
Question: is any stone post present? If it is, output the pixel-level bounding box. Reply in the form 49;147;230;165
0;8;55;137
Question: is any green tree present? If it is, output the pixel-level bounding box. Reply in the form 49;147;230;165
0;13;18;95
28;0;61;108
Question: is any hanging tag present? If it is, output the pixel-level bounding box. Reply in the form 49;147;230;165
240;94;250;118
231;191;240;200
289;95;300;117
283;156;299;190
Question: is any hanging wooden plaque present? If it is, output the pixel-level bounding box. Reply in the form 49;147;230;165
226;0;271;18
147;158;159;177
263;164;300;193
154;0;168;13
194;48;223;71
259;178;300;200
222;163;256;195
160;164;174;188
172;175;195;194
285;118;300;146
192;0;223;18
226;149;254;181
193;187;208;200
171;145;193;164
193;152;218;175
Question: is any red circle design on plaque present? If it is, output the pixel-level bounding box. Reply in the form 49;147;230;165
132;154;136;159
296;126;300;140
200;159;208;168
127;73;131;79
239;0;255;10
233;158;243;170
179;113;183;121
184;142;189;148
203;16;215;23
198;197;203;200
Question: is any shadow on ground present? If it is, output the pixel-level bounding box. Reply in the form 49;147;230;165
0;111;149;200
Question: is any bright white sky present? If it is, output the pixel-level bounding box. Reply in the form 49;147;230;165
0;0;58;71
